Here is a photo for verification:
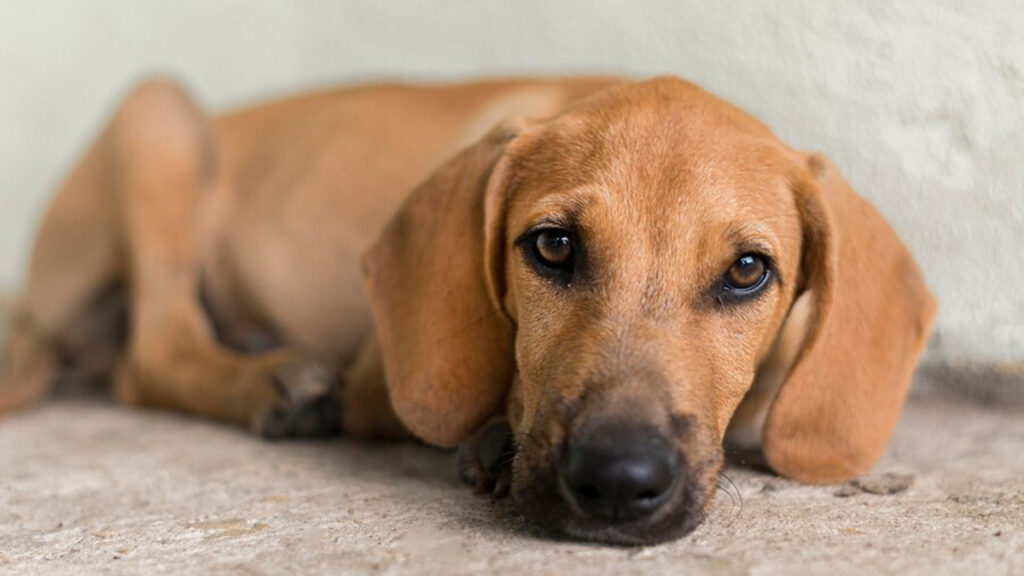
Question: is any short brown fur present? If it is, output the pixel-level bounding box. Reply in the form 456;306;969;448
0;76;935;544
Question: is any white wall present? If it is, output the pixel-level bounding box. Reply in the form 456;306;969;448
1;1;1022;364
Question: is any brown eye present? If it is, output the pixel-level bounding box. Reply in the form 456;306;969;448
723;253;768;292
534;229;574;268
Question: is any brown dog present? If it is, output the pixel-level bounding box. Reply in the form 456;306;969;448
0;76;936;544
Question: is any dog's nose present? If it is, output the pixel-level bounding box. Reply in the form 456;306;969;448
559;423;679;522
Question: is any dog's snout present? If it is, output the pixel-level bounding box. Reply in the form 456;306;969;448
559;423;679;522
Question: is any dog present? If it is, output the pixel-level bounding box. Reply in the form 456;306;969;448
0;76;936;545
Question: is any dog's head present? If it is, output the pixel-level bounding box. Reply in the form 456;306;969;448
363;77;936;545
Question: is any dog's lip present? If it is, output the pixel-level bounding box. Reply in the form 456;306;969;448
520;478;704;546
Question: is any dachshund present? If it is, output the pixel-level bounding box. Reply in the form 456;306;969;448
0;76;936;544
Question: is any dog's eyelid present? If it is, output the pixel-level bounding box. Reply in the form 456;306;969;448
514;218;577;247
533;216;575;233
725;221;779;257
733;240;774;260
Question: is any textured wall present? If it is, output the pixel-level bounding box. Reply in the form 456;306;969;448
1;1;1022;364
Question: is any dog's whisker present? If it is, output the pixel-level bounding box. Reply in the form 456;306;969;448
716;471;744;526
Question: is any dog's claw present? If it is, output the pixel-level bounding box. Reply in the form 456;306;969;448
457;417;515;499
258;361;341;439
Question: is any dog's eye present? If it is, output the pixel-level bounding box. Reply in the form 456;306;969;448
533;229;574;268
722;253;769;293
519;227;578;285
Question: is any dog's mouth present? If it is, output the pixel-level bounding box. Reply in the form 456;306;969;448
509;430;720;546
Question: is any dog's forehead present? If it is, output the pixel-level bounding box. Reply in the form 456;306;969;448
522;79;794;196
548;77;778;154
514;79;801;254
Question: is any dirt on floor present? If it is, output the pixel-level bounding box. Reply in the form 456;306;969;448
0;387;1022;575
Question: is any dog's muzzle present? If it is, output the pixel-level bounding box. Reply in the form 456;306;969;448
512;414;708;546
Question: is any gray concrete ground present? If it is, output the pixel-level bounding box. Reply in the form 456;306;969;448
1;388;1022;576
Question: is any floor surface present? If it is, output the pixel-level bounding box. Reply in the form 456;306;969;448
1;393;1022;575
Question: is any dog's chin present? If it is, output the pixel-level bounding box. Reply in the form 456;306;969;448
511;461;710;546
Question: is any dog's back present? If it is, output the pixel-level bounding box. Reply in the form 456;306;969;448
202;78;618;356
0;76;619;419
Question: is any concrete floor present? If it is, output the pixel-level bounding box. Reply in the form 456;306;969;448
1;391;1022;575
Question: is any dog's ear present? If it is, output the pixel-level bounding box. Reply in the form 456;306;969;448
762;154;937;483
362;120;533;447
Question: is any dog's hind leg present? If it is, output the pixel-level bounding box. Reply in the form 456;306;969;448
0;89;130;414
0;304;59;413
101;79;339;437
3;78;339;437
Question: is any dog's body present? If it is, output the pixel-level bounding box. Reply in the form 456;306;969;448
0;76;936;544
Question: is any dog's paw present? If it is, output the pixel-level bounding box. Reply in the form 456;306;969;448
457;417;515;498
256;360;341;439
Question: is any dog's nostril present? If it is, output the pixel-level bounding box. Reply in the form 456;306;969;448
576;484;602;500
636;490;659;501
560;423;680;522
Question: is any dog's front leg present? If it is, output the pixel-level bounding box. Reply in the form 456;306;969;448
457;418;515;497
338;333;411;439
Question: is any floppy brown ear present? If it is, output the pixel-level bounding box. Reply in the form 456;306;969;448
362;120;532;447
762;154;937;483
